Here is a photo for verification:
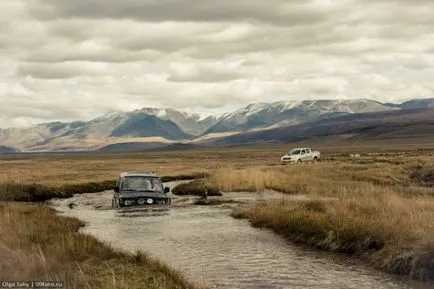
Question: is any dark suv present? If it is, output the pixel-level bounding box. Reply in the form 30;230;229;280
112;172;171;208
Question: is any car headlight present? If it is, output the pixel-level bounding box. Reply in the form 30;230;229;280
124;200;132;206
147;198;154;204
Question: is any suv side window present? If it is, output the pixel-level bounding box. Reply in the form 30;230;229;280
306;149;311;154
301;150;305;155
118;178;124;190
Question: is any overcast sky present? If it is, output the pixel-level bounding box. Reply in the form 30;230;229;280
1;0;433;127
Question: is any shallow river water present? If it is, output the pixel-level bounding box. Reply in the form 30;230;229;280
50;181;432;289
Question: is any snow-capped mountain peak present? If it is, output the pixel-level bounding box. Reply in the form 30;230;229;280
244;102;270;115
93;110;124;121
271;100;301;112
1;98;432;152
203;99;404;134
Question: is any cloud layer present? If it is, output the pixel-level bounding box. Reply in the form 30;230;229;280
1;0;433;127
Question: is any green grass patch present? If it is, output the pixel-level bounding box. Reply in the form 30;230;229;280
194;199;240;206
172;180;222;197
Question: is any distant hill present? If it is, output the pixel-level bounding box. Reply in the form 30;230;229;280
0;109;210;152
204;99;400;134
97;142;205;153
398;99;434;110
0;145;19;154
209;108;434;146
110;114;192;140
98;142;168;153
0;98;433;152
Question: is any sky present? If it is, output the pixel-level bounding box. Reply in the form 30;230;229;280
1;0;434;128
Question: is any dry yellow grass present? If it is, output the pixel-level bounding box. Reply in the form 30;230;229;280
208;156;434;194
165;153;434;280
0;203;199;289
0;144;433;282
225;156;434;281
0;156;209;186
233;190;434;280
2;143;431;186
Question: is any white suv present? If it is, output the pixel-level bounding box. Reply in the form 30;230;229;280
281;148;321;164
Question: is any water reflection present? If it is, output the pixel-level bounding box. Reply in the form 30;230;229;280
115;207;172;218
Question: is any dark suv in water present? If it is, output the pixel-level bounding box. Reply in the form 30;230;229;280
112;172;171;208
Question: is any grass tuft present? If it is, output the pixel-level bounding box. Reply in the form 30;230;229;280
172;180;222;197
0;181;115;202
194;199;240;206
410;168;434;187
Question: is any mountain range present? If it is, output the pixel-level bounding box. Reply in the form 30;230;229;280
0;98;433;152
211;107;434;146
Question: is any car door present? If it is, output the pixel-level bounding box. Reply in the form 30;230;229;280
301;149;306;161
305;149;313;161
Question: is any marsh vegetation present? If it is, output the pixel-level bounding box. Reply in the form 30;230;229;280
1;143;433;282
0;203;200;289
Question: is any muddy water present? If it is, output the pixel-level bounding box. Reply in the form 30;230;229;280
50;181;431;289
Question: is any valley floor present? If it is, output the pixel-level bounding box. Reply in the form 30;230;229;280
0;141;433;284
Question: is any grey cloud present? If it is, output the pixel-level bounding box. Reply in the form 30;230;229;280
123;78;257;109
28;0;328;26
17;63;99;79
167;62;247;83
22;2;434;61
43;19;348;59
0;0;434;128
0;91;86;127
25;45;162;63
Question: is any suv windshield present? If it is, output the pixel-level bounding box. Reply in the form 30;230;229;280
121;177;163;192
289;150;301;155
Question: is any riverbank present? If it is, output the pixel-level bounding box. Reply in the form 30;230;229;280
0;172;208;202
224;157;434;282
0;203;200;289
232;195;434;281
165;157;434;281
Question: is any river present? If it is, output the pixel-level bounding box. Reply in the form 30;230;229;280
49;181;432;289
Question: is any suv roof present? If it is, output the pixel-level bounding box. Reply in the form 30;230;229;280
119;172;159;178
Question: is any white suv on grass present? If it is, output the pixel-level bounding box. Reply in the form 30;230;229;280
281;148;321;164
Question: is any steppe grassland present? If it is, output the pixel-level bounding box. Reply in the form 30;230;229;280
1;141;432;186
0;143;433;281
